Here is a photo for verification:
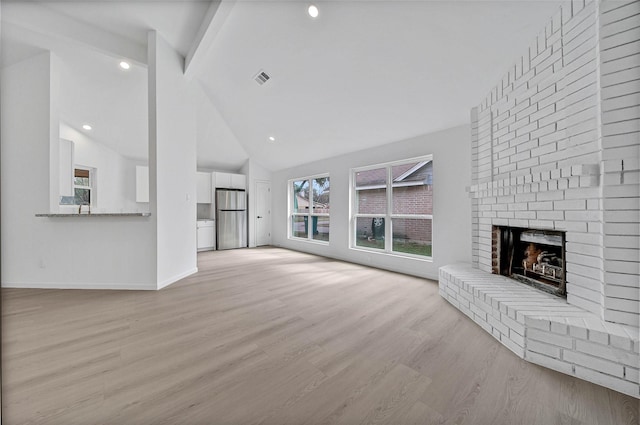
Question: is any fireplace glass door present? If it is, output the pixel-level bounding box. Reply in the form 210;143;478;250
493;226;566;297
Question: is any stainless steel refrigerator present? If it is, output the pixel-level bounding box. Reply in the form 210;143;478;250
216;189;247;250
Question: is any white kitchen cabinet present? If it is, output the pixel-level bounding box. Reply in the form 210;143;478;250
214;172;232;189
197;219;215;251
213;172;246;190
196;172;212;203
136;165;149;202
59;138;74;197
230;173;246;190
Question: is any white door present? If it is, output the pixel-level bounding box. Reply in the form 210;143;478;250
255;181;271;246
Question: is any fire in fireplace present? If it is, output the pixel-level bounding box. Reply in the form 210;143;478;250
492;226;566;297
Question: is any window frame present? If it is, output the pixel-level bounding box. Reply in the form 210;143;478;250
73;166;96;206
288;173;330;244
350;155;433;260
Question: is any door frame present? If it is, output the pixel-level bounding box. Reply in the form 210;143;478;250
254;180;271;246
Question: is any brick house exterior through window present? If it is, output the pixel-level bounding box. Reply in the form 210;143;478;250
289;174;330;243
352;156;433;258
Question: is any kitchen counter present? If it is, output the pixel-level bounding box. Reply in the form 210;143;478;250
36;212;151;217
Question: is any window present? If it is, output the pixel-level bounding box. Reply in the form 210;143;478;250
352;156;432;258
290;175;330;242
73;167;94;205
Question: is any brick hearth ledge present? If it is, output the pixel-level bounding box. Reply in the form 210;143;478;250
439;264;639;398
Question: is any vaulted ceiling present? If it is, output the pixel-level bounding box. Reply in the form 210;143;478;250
1;0;566;171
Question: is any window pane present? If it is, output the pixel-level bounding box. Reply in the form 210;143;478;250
392;218;432;257
312;177;330;213
392;185;432;215
74;177;90;186
74;188;90;205
355;168;386;188
292;180;309;213
291;216;307;238
391;161;432;184
355;168;386;214
355;217;385;250
356;188;386;214
392;161;432;215
74;169;90;178
312;216;330;242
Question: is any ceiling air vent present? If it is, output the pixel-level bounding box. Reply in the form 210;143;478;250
254;70;270;85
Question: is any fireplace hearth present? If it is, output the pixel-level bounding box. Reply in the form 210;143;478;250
492;226;566;297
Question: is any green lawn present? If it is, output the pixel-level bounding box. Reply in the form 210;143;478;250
393;241;432;257
356;238;432;257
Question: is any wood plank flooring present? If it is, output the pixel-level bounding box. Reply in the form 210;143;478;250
2;247;638;424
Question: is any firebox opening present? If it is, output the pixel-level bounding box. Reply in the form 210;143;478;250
492;226;566;298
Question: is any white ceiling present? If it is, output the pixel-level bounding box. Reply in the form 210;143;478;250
1;0;567;171
195;0;566;170
1;19;149;160
41;0;212;59
57;47;150;161
1;1;215;163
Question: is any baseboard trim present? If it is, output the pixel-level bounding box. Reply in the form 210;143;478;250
2;267;200;291
1;281;156;290
157;267;198;290
274;243;439;281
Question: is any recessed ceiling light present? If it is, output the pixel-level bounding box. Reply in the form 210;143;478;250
82;124;92;131
308;4;319;18
268;136;276;142
119;61;131;70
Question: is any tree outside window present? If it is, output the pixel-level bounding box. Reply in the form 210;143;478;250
290;175;330;243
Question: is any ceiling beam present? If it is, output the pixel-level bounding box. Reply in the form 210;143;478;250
184;0;237;78
2;3;147;66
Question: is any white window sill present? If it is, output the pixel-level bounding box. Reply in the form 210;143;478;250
288;237;330;246
349;246;433;262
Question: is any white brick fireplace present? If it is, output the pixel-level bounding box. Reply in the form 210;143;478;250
440;0;639;398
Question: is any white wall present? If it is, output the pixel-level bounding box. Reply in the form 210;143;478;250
271;125;471;280
1;52;156;289
124;157;149;211
148;31;197;289
195;81;249;171
59;122;146;213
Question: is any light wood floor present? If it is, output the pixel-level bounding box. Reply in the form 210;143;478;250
2;247;638;424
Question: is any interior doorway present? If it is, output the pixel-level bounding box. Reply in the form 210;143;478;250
255;181;271;246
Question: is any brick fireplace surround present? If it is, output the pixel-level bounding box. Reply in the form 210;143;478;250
439;0;639;398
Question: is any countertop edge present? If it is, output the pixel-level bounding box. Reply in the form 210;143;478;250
36;213;152;217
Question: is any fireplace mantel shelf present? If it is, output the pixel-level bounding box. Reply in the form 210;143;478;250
466;164;600;198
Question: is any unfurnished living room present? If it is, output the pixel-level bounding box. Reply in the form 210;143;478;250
1;0;639;424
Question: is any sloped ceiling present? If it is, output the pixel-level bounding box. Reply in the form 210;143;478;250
194;0;566;171
1;0;567;171
1;18;150;161
1;0;248;169
41;0;211;59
